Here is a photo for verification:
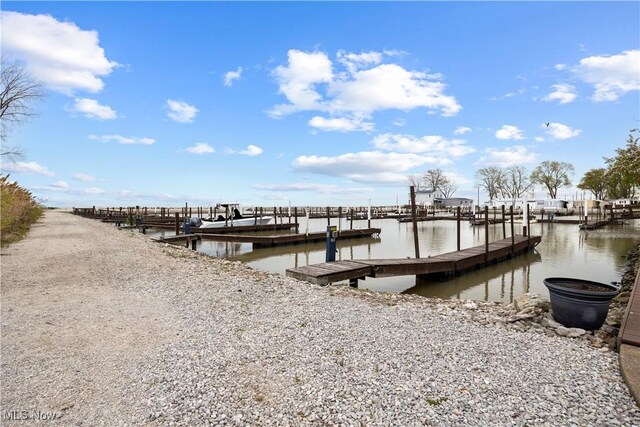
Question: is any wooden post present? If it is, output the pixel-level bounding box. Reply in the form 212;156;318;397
527;205;531;244
225;205;229;227
350;208;354;230
260;207;263;227
294;207;299;233
209;206;213;219
175;212;180;235
502;205;506;239
410;186;420;259
191;237;197;251
254;209;258;225
338;207;342;233
326;206;331;226
510;205;515;248
456;206;461;252
484;206;489;263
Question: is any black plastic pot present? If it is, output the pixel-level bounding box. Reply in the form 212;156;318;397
544;277;620;330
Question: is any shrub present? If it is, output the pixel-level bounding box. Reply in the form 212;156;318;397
1;175;44;246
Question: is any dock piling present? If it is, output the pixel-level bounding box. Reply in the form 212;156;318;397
409;186;420;259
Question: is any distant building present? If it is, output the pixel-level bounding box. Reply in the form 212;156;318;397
440;198;474;208
609;198;640;206
485;198;568;211
412;189;444;206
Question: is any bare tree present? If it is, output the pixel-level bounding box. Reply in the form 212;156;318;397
1;56;45;159
407;174;424;191
439;180;458;198
531;160;575;199
423;169;448;192
475;167;505;200
500;166;533;199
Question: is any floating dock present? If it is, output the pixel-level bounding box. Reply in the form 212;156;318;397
286;235;541;286
195;228;380;248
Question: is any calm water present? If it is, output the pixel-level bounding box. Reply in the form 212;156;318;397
150;218;639;303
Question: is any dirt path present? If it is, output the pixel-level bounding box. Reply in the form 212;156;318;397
1;211;180;425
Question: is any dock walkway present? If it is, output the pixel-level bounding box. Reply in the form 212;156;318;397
287;235;541;286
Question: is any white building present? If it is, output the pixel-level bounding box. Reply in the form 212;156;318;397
440;198;474;207
486;198;568;211
412;189;444;206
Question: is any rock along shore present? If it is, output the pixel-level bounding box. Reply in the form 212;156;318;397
1;210;639;426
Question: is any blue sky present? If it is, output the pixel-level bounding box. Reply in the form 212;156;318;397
2;2;639;207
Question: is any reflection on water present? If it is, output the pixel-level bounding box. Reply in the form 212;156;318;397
149;218;639;303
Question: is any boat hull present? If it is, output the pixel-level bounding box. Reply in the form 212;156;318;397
198;216;273;228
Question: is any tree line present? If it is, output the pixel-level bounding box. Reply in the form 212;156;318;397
577;130;639;200
409;131;639;202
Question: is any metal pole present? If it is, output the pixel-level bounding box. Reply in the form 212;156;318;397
484;206;489;263
456;206;461;251
410;186;420;259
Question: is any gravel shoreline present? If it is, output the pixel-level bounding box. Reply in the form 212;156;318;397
2;211;639;426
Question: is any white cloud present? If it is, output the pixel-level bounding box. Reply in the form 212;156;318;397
293;151;448;184
83;187;106;195
89;134;155;145
270;49;461;128
336;50;383;74
442;171;473;186
477;146;538;168
271;50;333;117
239;145;263;156
495;125;525;140
72;172;95;181
1;11;118;94
453;126;471;135
51;180;69;188
166;99;198;123
554;64;567;71
186;142;215;154
543;122;582;140
330;63;461;116
223;67;242;86
371;133;475;157
542;84;577;104
392;118;406;127
4;161;54;176
535;136;545;142
252;183;373;195
572;49;640;102
70;98;117;120
309;116;374;132
490;88;527;101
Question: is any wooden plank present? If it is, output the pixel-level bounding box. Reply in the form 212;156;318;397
620;267;640;347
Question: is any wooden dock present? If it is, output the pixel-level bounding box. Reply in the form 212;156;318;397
619;268;640;347
197;228;381;248
286;235;541;286
146;222;298;233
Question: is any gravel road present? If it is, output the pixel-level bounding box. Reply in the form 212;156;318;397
2;210;639;426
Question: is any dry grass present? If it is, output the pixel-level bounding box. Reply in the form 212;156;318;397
1;175;43;246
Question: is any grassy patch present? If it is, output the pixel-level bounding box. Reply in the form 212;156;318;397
1;175;44;247
426;397;448;406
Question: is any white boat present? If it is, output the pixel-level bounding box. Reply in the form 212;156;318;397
199;215;273;228
197;204;273;228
